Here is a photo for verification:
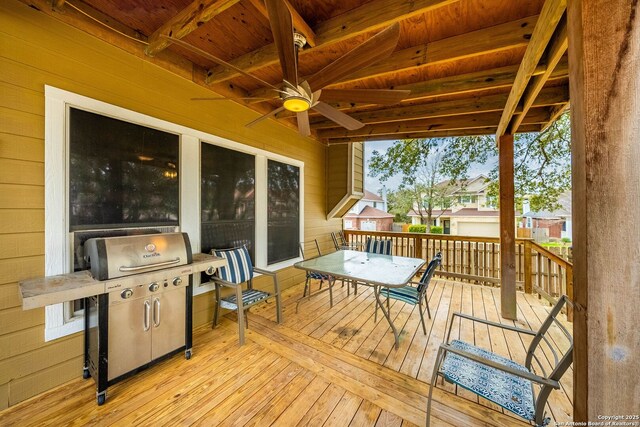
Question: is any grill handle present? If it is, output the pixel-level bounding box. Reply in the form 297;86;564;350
143;300;151;331
153;298;161;328
119;258;181;272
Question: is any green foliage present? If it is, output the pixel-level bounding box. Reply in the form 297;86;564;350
561;237;572;243
486;112;572;211
408;224;427;233
430;225;443;234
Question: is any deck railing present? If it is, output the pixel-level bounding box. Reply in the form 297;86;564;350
343;230;573;319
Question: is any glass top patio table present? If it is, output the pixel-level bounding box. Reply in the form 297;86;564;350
294;250;426;349
294;250;425;287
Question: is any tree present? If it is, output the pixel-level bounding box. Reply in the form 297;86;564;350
369;136;494;225
369;112;572;219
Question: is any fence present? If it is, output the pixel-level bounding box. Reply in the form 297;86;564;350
343;230;573;319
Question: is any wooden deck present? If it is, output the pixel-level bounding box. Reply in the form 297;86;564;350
0;279;573;426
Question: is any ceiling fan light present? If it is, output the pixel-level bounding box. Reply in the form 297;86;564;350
283;96;311;112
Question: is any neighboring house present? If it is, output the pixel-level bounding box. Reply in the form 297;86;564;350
344;189;393;231
408;175;502;237
521;192;572;241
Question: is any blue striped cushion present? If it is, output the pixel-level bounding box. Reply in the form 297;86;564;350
380;286;419;304
308;271;330;280
441;340;537;422
212;246;253;284
365;238;392;255
220;289;271;309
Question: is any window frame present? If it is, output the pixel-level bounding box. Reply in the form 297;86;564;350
44;86;304;341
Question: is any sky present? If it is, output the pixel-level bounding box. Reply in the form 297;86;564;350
363;140;496;195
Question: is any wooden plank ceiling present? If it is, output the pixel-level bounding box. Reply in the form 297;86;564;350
32;0;569;144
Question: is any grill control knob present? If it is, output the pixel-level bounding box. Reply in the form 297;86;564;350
149;282;160;292
121;289;133;299
172;277;183;286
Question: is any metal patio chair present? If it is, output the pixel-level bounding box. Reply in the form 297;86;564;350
299;239;335;308
331;230;359;251
377;252;441;334
364;237;393;255
209;245;282;345
426;295;574;427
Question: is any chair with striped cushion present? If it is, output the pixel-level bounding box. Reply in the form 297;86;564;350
377;252;441;334
365;237;393;255
299;239;335;308
209;246;282;345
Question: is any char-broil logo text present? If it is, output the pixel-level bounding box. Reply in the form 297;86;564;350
143;243;161;258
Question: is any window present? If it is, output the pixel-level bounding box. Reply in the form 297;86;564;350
457;195;472;204
45;86;304;341
267;160;300;265
201;143;255;259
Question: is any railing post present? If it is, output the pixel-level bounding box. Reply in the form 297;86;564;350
415;234;423;260
524;239;533;294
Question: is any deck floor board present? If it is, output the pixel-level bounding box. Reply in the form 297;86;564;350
0;279;573;426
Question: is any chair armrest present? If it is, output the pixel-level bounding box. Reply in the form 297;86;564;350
253;267;275;276
447;312;537;339
210;277;238;288
439;343;560;389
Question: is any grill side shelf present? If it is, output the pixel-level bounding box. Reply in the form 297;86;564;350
19;254;227;310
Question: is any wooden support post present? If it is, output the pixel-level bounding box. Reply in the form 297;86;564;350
498;134;517;320
415;234;423;260
568;0;640;421
523;240;533;294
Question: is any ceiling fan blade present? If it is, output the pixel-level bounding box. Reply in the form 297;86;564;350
319;88;411;105
161;35;279;90
312;101;365;130
265;0;298;85
191;97;273;101
246;106;286;128
306;23;400;90
297;111;310;136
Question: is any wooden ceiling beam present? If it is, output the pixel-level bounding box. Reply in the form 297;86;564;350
509;15;568;133
324;124;543;144
541;102;570;131
206;0;457;84
496;0;567;137
317;109;551;139
247;15;539;98
309;85;568;128
145;0;241;57
247;0;316;46
271;57;568;119
19;0;298;133
333;15;538;85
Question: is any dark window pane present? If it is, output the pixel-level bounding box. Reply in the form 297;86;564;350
268;160;299;264
68;108;179;230
200;143;255;260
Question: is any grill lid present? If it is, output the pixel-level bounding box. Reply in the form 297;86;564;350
84;232;192;281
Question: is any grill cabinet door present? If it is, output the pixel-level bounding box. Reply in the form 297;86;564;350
108;296;152;380
151;286;186;359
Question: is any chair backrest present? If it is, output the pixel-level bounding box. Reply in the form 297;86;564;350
417;252;442;294
526;295;574;420
365;238;392;255
330;231;343;251
211;246;253;284
299;239;322;260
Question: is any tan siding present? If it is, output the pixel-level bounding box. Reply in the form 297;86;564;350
0;0;335;407
353;143;364;193
326;144;348;209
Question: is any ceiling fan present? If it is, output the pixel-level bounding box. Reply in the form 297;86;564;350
165;0;410;136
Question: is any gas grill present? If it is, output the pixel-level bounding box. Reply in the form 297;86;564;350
80;232;222;405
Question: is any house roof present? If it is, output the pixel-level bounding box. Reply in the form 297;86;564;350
345;205;394;219
362;190;383;202
34;0;569;144
436;175;491;195
523;191;572;218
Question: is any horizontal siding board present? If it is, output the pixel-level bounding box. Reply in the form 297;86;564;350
0;256;44;286
8;356;83;406
0;134;44;163
0;306;44;336
0;334;83;384
0;283;21;310
0;184;44;209
0;210;44;234
0;159;43;186
0;233;44;260
0;326;44;361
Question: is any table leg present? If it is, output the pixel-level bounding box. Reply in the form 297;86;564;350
295;277;334;313
373;285;399;349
